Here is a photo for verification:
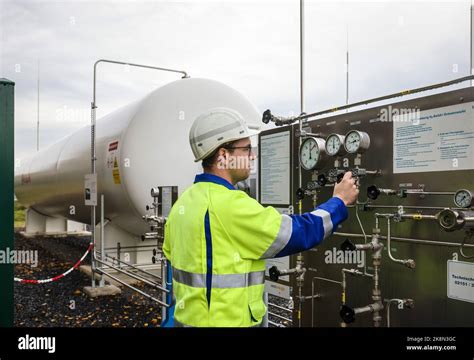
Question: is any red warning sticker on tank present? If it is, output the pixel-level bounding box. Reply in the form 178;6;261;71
108;141;119;151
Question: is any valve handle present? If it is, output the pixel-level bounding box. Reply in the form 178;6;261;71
341;239;357;252
340;304;356;324
296;188;305;201
262;109;272;124
317;174;328;186
269;266;281;282
367;185;380;200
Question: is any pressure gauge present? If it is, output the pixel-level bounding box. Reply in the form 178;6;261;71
344;130;371;154
299;137;327;170
454;189;473;208
325;134;346;156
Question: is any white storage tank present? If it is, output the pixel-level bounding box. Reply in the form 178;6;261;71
15;77;261;239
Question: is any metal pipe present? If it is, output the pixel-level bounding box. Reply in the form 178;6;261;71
268;302;293;312
385;298;402;328
460;234;474;259
346;27;349;110
387;217;416;268
297;0;306;329
98;260;162;279
371;231;383;328
384;298;414;328
94;257;169;293
95;268;168;307
311;276;342;327
117;242;121;269
400;214;437;221
300;0;305;115
297;131;322;138
90;59;188;294
268;320;285;328
161;258;166;321
471;0;473;86
36;59;40;152
355;201;372;276
104;244;157;250
268;311;293;323
334;231;474;248
353;302;384;316
410;191;455;195
266;75;474;125
365;204;468;211
104;248;159;254
262;292;269;327
99;194;105;287
103;253;162;280
375;212;435;220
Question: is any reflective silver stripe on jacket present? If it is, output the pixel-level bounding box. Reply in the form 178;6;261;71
310;209;333;238
260;214;293;259
172;267;265;288
174;318;193;327
174;318;263;328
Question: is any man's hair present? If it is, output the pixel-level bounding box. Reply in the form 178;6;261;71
201;140;238;169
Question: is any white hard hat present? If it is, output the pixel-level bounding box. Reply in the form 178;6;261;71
189;107;260;162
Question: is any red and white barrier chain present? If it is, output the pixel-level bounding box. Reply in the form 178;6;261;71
14;243;94;284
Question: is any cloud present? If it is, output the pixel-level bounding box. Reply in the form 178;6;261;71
0;0;471;160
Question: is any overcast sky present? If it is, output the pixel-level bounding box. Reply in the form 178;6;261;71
0;0;471;162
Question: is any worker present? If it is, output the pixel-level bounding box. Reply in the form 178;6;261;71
163;107;359;327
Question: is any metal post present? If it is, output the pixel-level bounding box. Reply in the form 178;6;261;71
37;59;40;152
346;27;349;110
99;194;105;287
300;0;305;114
0;78;15;327
117;242;121;269
161;255;167;322
262;292;269;327
297;0;305;329
90;99;97;288
471;1;473;86
90;59;189;289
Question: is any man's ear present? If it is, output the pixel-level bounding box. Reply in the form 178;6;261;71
221;147;230;160
216;148;227;169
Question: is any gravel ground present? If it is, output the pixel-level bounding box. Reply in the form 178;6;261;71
14;232;163;328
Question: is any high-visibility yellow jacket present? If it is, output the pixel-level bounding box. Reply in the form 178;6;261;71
163;173;347;327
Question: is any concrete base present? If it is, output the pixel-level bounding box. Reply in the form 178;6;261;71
24;208;89;237
79;265;125;288
20;231;91;238
83;284;121;298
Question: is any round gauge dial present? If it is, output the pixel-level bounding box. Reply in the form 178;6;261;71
344;130;371;154
454;189;473;208
299;137;327;170
325;134;346;156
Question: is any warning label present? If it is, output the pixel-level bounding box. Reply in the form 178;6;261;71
112;167;121;184
393;102;474;174
106;140;121;184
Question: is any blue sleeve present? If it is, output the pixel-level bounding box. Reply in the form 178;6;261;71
274;197;348;258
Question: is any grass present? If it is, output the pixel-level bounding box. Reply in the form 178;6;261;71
14;201;26;228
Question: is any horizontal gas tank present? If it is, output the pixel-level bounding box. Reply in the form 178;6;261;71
15;77;261;236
